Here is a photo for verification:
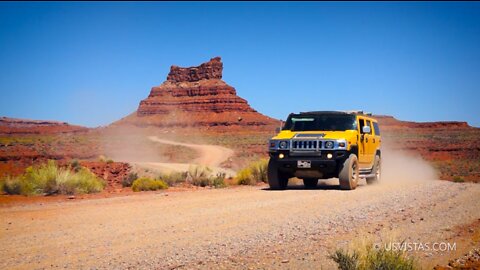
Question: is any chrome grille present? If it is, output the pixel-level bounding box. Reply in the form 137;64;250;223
292;140;321;151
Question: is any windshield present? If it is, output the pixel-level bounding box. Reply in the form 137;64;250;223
282;114;357;132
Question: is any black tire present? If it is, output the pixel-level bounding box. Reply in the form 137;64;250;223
303;178;318;189
366;155;381;184
338;154;359;190
267;158;289;190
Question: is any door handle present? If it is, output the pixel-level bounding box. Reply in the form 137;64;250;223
365;137;368;143
373;138;375;143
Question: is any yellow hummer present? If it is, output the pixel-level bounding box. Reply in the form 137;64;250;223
268;111;381;190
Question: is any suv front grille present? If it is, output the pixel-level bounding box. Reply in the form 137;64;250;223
292;140;321;151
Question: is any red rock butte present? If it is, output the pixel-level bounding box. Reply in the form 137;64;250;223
115;57;279;130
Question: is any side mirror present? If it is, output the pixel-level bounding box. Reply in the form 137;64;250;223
275;127;281;133
362;125;371;134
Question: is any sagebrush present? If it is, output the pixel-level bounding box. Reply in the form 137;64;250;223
236;159;268;185
330;243;417;270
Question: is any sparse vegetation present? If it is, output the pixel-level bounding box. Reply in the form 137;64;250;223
160;171;187;186
122;172;138;187
0;160;105;195
131;177;168;192
177;166;227;188
453;176;465;183
330;243;417;270
70;159;81;172
330;249;359;270
236;159;268;185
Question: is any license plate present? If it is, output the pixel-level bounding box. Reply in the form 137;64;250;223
297;160;311;168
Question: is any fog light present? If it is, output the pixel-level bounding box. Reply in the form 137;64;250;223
327;153;333;159
279;153;285;159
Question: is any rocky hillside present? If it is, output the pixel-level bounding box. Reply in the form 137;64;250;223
114;57;279;130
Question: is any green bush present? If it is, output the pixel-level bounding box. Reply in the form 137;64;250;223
0;160;105;195
131;177;168;192
330;249;359;270
54;169;105;194
160;171;187;186
236;168;255;185
236;159;268;185
211;172;226;188
251;159;268;183
122;172;138;187
330;243;417;270
70;159;81;172
363;246;416;270
183;166;226;188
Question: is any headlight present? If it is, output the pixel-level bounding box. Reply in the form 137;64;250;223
279;141;289;149
337;140;347;148
325;141;334;149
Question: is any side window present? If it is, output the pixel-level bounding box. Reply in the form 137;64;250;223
366;120;372;134
373;122;381;135
359;118;366;133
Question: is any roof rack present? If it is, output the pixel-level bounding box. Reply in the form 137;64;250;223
297;110;373;116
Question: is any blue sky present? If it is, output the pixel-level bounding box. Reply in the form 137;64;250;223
1;2;479;127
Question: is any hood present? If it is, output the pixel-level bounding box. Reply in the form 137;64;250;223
272;130;358;142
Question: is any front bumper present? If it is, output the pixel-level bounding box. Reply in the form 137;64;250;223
269;150;348;177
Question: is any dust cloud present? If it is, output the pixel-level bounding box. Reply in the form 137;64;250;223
99;125;166;163
381;146;438;183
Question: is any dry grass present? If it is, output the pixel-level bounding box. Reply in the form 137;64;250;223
236;159;268;185
0;160;105;195
330;237;418;270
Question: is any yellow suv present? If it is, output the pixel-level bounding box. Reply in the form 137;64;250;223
268;111;381;190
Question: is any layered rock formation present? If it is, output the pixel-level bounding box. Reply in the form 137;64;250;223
0;117;87;134
117;57;278;130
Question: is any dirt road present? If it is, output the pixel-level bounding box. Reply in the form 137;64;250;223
134;136;235;177
1;179;479;269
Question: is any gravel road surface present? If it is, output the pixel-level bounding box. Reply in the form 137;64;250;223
1;179;479;269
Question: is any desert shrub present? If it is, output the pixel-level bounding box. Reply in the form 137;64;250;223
250;159;268;183
160;171;187;186
131;177;168;192
330;243;417;270
1;160;105;195
236;168;255;185
55;169;105;195
453;176;465;183
184;166;226;188
363;246;416;270
188;166;212;187
2;176;25;195
122;172;138;187
106;159;114;164
0;178;4;194
70;159;82;172
330;249;359;270
236;159;268;185
211;172;226;188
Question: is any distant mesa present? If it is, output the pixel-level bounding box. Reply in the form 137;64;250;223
0;117;87;134
116;57;278;130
